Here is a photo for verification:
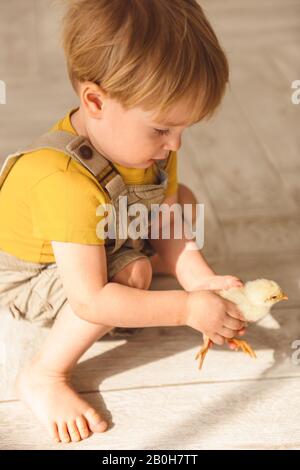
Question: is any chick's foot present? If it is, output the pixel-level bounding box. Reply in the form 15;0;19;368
195;337;212;369
227;338;256;358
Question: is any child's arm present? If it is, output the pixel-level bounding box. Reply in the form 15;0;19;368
51;241;245;342
148;192;243;292
52;241;186;327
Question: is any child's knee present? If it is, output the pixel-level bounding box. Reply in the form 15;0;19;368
112;257;153;290
128;258;153;289
178;184;198;225
178;183;198;204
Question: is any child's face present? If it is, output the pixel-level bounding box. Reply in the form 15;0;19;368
80;84;196;169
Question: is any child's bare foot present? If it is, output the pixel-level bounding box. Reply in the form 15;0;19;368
193;275;243;291
16;359;108;443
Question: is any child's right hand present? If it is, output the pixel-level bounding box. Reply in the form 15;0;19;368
184;291;246;345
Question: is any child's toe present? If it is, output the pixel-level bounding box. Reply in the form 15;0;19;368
76;415;90;439
85;408;108;433
58;422;71;443
49;422;60;443
67;419;81;442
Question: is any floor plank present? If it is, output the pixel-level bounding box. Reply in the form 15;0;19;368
1;376;300;450
1;301;299;401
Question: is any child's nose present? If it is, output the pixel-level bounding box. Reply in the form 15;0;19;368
164;135;182;152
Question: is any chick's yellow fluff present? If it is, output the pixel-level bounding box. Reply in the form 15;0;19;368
195;278;288;369
218;278;286;323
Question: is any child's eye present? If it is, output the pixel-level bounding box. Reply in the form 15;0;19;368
154;128;170;136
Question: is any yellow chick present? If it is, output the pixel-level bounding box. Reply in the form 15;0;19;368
195;279;288;369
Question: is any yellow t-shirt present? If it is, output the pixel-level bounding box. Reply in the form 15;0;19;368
0;109;178;263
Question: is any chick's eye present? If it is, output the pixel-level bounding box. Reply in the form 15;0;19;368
271;295;277;299
154;128;169;136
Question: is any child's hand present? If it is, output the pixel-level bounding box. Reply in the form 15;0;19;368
190;275;243;292
184;290;246;345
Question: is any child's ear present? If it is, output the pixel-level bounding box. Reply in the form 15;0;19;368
80;81;107;117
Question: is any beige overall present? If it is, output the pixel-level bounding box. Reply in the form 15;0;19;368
0;131;169;334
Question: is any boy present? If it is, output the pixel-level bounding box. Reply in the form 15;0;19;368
0;0;246;443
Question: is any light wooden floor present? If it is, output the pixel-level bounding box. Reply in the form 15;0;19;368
0;0;300;450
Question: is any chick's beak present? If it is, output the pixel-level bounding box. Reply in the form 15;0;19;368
279;292;289;301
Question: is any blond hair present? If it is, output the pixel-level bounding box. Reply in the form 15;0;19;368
61;0;229;122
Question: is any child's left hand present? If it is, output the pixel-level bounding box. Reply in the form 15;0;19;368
191;275;244;291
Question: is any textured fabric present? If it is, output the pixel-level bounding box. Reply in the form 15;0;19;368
0;250;67;327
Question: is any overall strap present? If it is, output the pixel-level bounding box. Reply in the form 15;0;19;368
0;130;128;204
21;130;120;188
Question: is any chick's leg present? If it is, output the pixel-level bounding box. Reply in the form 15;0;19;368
227;338;256;358
195;335;212;369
